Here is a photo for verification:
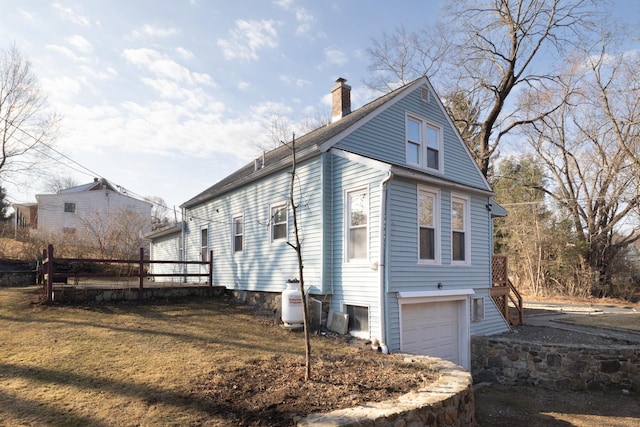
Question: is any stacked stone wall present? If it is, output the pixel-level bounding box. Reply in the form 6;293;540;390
472;336;640;392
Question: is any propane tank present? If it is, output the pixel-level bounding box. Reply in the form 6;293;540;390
281;281;303;328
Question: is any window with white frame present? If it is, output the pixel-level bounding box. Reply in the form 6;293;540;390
347;189;368;261
451;195;469;263
271;204;287;241
418;187;439;262
232;214;243;253
472;297;485;322
64;202;76;213
200;228;208;261
406;115;442;171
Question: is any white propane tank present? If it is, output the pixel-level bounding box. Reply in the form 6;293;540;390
281;281;303;328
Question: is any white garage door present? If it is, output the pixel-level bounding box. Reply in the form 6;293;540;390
401;301;460;365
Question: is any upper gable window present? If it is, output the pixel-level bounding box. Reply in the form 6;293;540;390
64;202;76;213
406;115;442;172
271;203;287;242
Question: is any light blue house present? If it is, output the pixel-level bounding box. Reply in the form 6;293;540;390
155;77;510;369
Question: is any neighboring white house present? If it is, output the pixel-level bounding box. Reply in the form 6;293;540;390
14;178;153;243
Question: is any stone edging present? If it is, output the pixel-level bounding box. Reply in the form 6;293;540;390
298;356;475;427
471;335;640;392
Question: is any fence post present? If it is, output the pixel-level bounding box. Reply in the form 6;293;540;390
208;250;213;288
139;247;144;301
46;244;54;304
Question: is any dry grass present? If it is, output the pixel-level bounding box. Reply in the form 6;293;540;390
562;313;640;332
0;287;427;426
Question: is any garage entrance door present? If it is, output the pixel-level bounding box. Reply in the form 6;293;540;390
401;300;462;365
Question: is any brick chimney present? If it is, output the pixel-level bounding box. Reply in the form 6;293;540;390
331;77;351;123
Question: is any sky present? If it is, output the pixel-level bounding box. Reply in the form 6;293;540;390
1;0;638;219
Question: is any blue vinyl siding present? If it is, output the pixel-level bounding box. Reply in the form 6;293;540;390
328;153;387;340
182;157;325;294
334;85;487;191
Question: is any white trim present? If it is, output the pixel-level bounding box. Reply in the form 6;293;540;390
329;148;392;172
231;213;244;254
344;187;369;263
451;193;471;265
269;201;288;243
398;289;475;299
417;185;441;265
405;112;444;174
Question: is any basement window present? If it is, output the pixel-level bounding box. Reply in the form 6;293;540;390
346;304;369;338
472;297;485;322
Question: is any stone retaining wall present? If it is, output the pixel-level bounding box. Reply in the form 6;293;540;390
298;356;475;427
471;335;640;392
0;271;35;287
52;285;225;303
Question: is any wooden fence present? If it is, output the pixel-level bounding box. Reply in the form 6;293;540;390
42;244;213;303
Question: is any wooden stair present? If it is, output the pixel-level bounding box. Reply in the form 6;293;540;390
491;256;523;326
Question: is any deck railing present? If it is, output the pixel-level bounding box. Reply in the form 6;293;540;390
491;255;523;326
42;244;213;303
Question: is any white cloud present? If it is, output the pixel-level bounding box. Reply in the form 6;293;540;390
323;46;348;66
123;48;197;84
274;0;295;10
127;24;179;40
66;35;93;54
175;47;194;60
238;81;250;90
19;10;33;20
217;19;279;61
295;8;315;35
52;3;90;26
279;74;311;87
41;76;83;103
46;44;85;62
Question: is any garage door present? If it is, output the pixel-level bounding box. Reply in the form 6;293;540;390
401;301;460;365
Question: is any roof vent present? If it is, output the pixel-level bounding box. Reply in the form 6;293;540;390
421;86;431;103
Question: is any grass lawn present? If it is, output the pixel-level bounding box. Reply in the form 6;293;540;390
0;287;427;426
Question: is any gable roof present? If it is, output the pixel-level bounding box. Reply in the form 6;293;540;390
182;79;425;208
60;178;118;194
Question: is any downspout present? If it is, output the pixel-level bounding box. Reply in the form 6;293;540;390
378;171;393;354
181;207;187;283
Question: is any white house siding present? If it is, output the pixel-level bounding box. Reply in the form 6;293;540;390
148;231;183;282
384;180;508;352
328;153;387;341
36;190;152;236
182;157;325;294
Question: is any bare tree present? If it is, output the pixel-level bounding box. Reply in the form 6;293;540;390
0;44;59;185
146;196;173;230
366;0;599;177
522;33;640;297
42;175;78;194
285;134;312;381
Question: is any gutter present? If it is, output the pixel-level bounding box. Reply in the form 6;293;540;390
378;171;393;354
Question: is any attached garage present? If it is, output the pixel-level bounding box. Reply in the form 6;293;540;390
398;290;473;369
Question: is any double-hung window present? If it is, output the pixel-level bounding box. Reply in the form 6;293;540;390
347;189;368;261
200;228;208;261
406;115;442;171
232;214;243;253
271;204;287;241
418;187;439;263
451;195;469;263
